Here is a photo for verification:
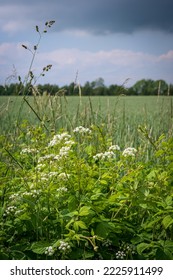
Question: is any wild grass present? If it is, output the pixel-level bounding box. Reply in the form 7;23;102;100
0;21;173;260
0;95;172;157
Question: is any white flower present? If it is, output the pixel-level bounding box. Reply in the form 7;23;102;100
5;205;17;215
15;209;24;216
122;147;137;157
73;126;91;134
58;172;70;180
22;189;41;198
38;154;56;163
58;187;68;192
58;241;70;252
116;250;126;260
20;148;38;154
109;145;120;152
48;132;71;147
93;151;115;161
9;193;20;201
59;146;71;157
48;171;58;178
64;140;75;146
35;163;46;171
45;246;55;256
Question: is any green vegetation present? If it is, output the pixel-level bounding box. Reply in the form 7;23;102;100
0;21;173;260
1;77;173;96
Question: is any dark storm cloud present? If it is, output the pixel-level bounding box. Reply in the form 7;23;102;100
1;0;173;34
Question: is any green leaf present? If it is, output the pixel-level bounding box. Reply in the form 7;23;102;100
95;221;118;238
68;196;79;212
156;247;170;260
162;215;173;229
99;180;108;185
90;193;105;201
31;241;50;254
165;196;172;206
79;206;92;216
137;243;151;255
143;217;162;229
73;221;87;231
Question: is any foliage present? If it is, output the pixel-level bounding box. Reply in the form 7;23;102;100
1;79;173;96
0;124;173;260
0;20;173;260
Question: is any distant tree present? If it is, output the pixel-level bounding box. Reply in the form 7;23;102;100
108;84;127;96
82;81;93;95
0;85;5;95
155;80;168;95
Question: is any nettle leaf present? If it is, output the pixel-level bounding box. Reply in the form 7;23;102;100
73;220;87;231
79;206;93;216
165;196;172;206
31;241;50;254
99;179;108;186
137;243;152;255
95;221;119;238
90;193;105;201
162;215;173;229
68;196;79;212
143;217;162;229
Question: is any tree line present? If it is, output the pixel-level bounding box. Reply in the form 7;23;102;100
0;78;172;96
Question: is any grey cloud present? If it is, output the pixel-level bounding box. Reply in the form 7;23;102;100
1;0;173;34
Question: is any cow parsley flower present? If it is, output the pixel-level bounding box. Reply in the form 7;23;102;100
38;154;56;163
5;205;17;215
20;148;38;154
116;250;126;260
108;145;120;152
64;140;75;146
58;241;71;252
48;132;71;147
58;187;68;192
58;172;70;180
73;126;91;134
45;246;55;256
93;151;115;161
59;146;71;157
122;147;137;157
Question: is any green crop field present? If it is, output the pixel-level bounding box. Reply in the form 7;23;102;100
0;95;172;139
0;94;173;260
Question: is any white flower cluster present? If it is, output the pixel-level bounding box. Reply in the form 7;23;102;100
115;250;126;260
58;187;68;192
93;151;115;161
5;205;17;215
122;147;137;157
59;146;71;157
64;140;75;146
48;132;71;147
48;171;58;177
93;144;120;161
120;242;136;255
58;172;70;180
73;126;91;134
20;148;38;154
45;246;55;256
9;193;20;201
58;241;70;252
35;163;46;171
53;146;72;161
40;172;58;181
22;189;41;198
108;145;120;152
15;209;23;216
38;154;56;163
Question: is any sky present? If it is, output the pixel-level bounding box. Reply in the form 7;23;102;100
0;0;173;87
